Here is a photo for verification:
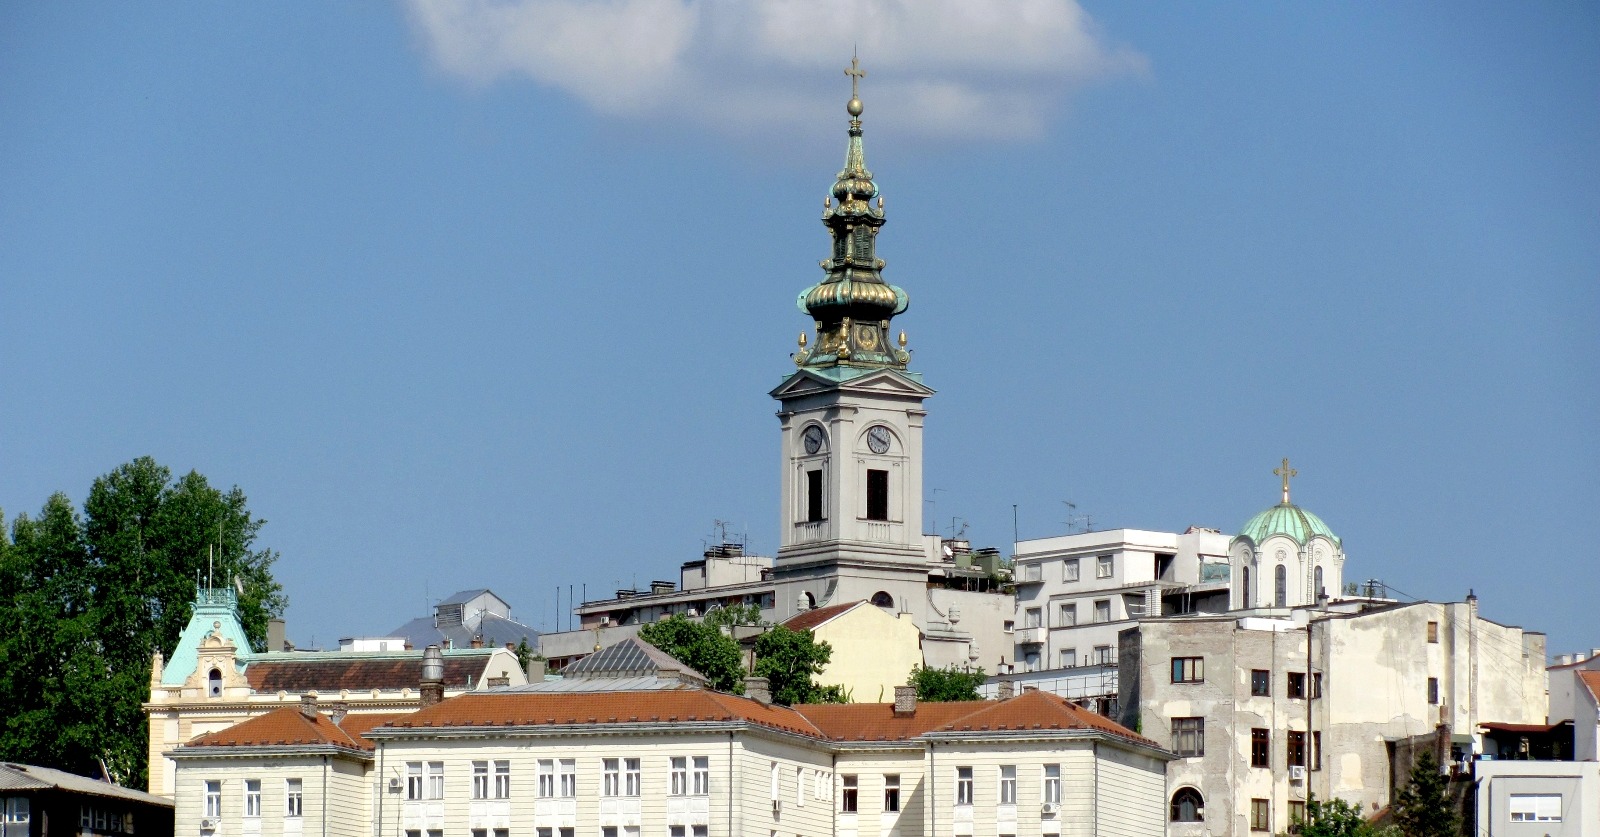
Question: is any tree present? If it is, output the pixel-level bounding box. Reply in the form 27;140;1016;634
909;664;986;702
0;458;286;788
638;614;746;694
1392;752;1460;837
751;626;845;705
1292;795;1378;837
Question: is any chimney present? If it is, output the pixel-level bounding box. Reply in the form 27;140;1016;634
744;676;771;705
299;693;318;720
420;644;446;708
329;701;348;725
1022;685;1038;693
1557;654;1573;666
487;671;511;688
267;619;286;653
470;635;484;649
997;680;1015;700
526;658;547;682
893;685;917;717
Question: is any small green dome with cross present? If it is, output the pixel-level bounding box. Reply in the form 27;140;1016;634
1235;458;1341;547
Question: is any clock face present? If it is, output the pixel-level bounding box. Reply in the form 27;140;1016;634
866;425;892;454
802;426;825;455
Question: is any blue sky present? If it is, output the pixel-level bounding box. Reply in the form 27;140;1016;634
3;2;1595;656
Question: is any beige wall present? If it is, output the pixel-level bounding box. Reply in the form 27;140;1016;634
813;606;922;703
172;754;369;837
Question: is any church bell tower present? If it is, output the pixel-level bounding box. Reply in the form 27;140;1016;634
770;59;934;614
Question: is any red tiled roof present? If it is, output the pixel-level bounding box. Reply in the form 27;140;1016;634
244;653;495;693
781;601;863;633
1579;671;1600;702
794;690;1158;749
382;690;825;739
184;708;407;752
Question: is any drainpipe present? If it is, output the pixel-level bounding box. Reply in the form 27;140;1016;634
928;743;935;837
727;731;734;837
321;755;329;837
377;742;385;837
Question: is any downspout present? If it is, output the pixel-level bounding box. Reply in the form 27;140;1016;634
831;751;838;837
1092;741;1100;833
377;742;385;837
321;755;329;837
928;743;935;837
727;731;734;837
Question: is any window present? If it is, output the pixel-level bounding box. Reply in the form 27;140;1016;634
494;760;510;798
1289;801;1306;831
285;779;303;817
4;798;30;837
1288;730;1306;767
796;767;804;808
692;756;709;795
1003;620;1015;633
998;765;1016;805
1042;765;1060;804
1063;558;1079;581
243;780;261;818
1022;563;1041;582
1172;717;1205;757
1311;672;1322;698
1509;793;1562;822
208;667;223;697
1058;603;1076;627
1093;645;1112;665
1312;732;1322;770
1096;555;1114;578
406;763;424;800
1272;563;1285;607
1251;669;1270;696
672;759;690;796
1094;599;1111;623
1287;672;1306;699
205;781;222;818
473;761;490;799
426;762;444;799
1314;566;1323;599
1427;621;1438;643
840;775;857;812
865;469;889;521
604;759;621;796
955;767;973;806
1170;787;1203;823
1171;657;1204;683
1024;608;1042;628
1428;677;1439;705
1251;798;1270;831
1241;565;1251;607
624;759;640;796
538;760;556;798
806;470;824;522
558;759;576;798
1251;728;1270;768
1059;648;1076;668
769;762;778;801
883;775;900;813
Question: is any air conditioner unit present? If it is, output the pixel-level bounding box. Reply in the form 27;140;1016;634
1041;802;1059;815
387;778;403;792
1289;766;1307;782
771;799;782;815
199;819;219;831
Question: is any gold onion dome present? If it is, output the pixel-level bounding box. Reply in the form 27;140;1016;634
793;56;910;371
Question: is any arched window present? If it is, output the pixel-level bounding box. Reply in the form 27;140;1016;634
870;591;894;609
208;668;223;697
1275;564;1287;607
1240;566;1251;608
1170;787;1204;822
1314;566;1324;600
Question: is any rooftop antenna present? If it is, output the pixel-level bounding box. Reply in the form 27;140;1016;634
927;488;945;536
1062;501;1077;533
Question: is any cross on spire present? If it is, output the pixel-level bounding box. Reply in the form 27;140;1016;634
845;53;866;101
1274;457;1298;504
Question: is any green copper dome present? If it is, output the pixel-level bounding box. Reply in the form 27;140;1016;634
1237;503;1340;547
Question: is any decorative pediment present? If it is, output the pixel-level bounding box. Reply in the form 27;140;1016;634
770;367;934;400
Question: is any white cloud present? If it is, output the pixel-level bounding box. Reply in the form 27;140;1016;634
405;0;1146;140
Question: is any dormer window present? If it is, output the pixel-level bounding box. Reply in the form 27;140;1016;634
207;668;222;697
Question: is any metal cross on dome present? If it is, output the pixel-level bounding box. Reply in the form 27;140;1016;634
1274;457;1298;504
845;54;865;99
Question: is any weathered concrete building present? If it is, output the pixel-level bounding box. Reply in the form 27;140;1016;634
1118;597;1546;835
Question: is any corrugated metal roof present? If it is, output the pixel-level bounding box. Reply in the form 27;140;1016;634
0;764;173;807
561;637;708;685
438;589;498;607
501;675;698;693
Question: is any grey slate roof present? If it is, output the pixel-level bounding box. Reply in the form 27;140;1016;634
0;763;173;807
388;612;538;651
438;588;499;607
558;636;709;685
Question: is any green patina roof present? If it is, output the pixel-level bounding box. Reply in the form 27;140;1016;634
162;586;254;686
1236;503;1340;548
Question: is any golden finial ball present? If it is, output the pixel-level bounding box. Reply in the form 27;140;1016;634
847;97;864;117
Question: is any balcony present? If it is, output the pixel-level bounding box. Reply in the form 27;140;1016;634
1015;627;1046;646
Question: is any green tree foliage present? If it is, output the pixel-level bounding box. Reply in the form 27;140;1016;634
637;614;747;694
0;458;285;788
908;664;986;701
704;603;765;630
1392;752;1460;837
1291;795;1378;837
751;625;845;706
